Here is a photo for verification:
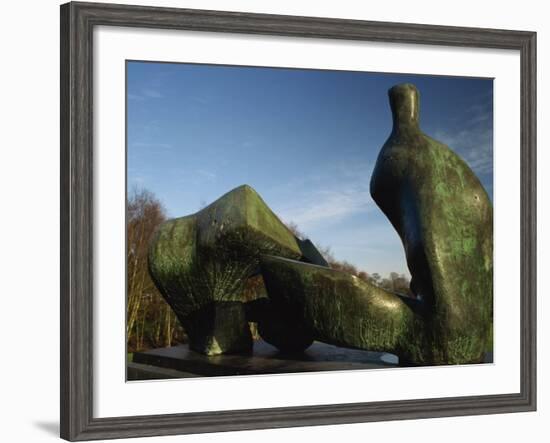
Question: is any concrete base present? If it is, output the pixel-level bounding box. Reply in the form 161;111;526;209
127;362;200;380
128;340;399;380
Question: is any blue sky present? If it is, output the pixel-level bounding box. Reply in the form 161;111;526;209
127;61;493;277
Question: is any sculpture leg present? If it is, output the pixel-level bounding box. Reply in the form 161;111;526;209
260;255;428;364
183;301;252;356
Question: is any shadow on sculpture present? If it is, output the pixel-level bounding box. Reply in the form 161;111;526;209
147;83;493;366
371;83;493;364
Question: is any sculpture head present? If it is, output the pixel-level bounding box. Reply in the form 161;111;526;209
389;83;420;131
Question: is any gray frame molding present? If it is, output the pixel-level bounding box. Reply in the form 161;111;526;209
60;1;537;441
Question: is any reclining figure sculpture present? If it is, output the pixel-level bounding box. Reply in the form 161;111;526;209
148;83;493;366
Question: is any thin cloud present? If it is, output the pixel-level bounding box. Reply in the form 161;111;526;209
128;93;144;101
169;168;219;187
131;142;173;150
435;127;493;176
276;160;374;230
128;88;164;101
192;96;211;105
142;89;163;99
197;169;217;181
129;175;146;185
434;99;493;177
282;189;371;227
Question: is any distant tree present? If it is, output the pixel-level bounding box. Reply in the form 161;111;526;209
313;245;370;283
286;221;306;240
375;272;413;297
379;277;392;291
391;272;412;296
285;222;413;297
127;187;185;352
241;274;266;339
368;273;382;285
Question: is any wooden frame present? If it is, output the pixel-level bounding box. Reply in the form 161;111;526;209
60;1;537;440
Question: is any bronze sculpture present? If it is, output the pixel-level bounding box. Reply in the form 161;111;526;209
148;184;324;355
370;83;493;364
147;83;493;365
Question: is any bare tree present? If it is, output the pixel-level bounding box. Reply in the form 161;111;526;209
285;221;306;240
286;222;413;296
126;187;185;352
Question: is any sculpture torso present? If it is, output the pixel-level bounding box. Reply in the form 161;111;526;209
370;84;493;364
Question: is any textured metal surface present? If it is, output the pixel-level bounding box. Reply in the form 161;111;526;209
147;185;303;355
370;84;493;364
260;256;426;363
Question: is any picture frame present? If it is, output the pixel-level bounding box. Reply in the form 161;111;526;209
60;1;537;441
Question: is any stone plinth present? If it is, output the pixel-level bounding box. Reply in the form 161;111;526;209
129;340;399;380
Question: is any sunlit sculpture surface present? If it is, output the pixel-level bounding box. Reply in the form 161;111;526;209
148;185;324;355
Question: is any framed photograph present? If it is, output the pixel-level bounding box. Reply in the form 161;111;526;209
60;1;536;440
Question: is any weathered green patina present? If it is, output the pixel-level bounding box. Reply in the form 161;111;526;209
148;185;321;355
370;83;493;364
260;256;427;364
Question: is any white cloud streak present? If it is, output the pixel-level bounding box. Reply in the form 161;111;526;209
197;169;217;181
275;160;374;230
131;141;173;150
434;99;493;176
128;88;163;101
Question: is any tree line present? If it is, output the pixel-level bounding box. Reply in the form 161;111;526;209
126;188;185;352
